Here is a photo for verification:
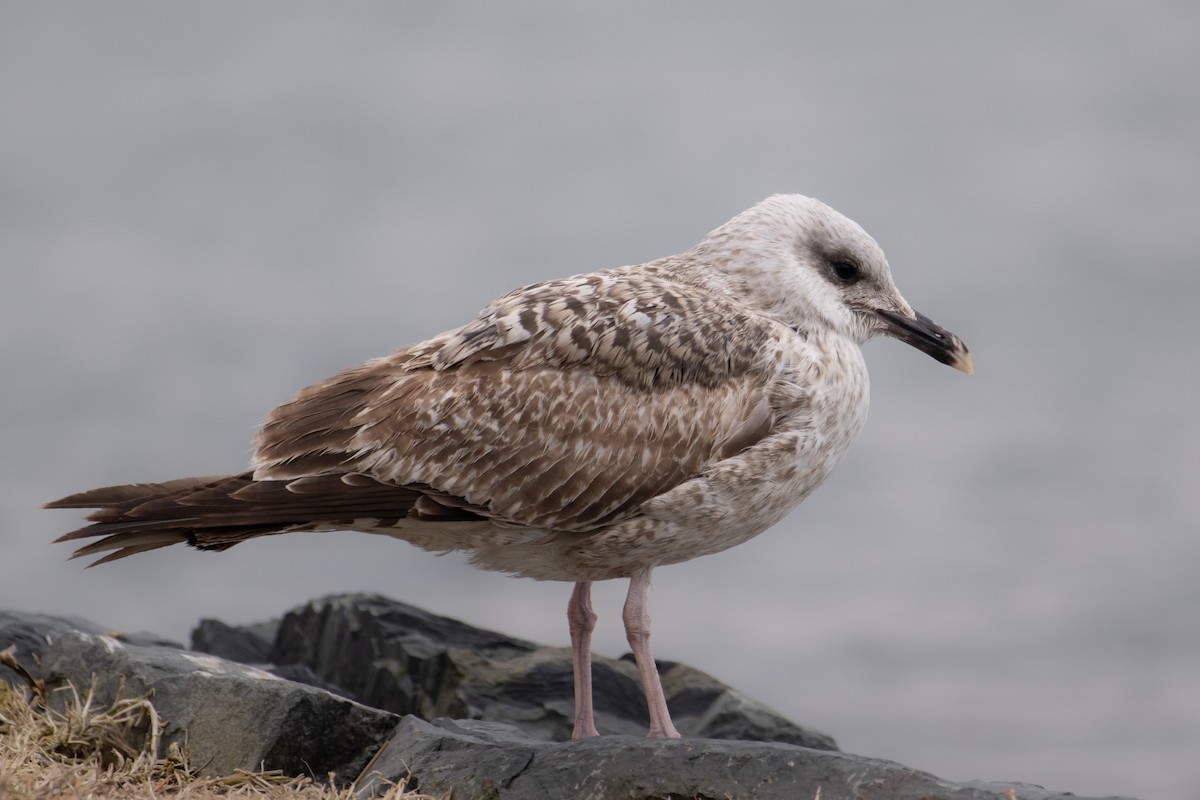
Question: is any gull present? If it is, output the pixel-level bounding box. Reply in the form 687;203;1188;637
47;194;972;740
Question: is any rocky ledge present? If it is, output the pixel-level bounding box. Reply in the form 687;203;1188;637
1;594;1135;800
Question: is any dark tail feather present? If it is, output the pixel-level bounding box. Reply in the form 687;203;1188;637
45;472;427;566
44;476;235;511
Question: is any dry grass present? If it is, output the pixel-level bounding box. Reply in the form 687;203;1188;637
0;647;430;800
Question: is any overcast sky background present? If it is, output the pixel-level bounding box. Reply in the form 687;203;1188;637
2;4;1198;799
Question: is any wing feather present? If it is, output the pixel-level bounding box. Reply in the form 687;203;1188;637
253;270;789;532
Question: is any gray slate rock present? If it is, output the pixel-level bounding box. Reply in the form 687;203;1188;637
191;617;277;664
1;610;102;686
1;606;1140;800
0;608;179;653
191;616;352;697
360;716;1137;800
208;593;835;749
29;626;398;781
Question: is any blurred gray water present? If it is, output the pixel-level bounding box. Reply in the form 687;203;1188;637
2;4;1197;798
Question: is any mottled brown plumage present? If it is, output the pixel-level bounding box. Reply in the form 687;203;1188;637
47;194;971;739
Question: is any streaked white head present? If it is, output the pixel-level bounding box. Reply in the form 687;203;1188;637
690;194;972;373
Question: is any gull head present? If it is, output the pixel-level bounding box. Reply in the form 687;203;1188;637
692;194;973;374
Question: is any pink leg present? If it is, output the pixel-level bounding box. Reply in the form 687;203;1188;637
567;581;600;739
623;568;681;738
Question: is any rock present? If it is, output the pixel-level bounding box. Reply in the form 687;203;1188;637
1;610;100;685
359;716;1136;800
190;616;355;698
2;617;398;781
1;604;1140;800
210;593;835;748
191;617;277;663
0;608;180;654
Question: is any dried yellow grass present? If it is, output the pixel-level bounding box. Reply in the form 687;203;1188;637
0;647;428;800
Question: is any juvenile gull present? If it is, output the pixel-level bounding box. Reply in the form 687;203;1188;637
47;194;972;740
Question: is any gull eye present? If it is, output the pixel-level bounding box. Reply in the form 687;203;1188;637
830;259;862;284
